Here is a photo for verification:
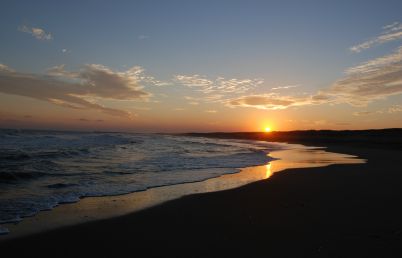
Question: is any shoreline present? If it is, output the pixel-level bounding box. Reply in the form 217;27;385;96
0;142;362;241
2;141;402;257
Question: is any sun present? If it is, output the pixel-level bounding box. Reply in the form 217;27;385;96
264;127;272;133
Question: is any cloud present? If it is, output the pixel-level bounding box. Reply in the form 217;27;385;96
205;110;217;113
353;104;402;116
353;111;381;116
175;75;213;88
346;46;402;74
18;25;53;40
329;46;402;106
0;64;152;117
388;104;402;113
271;84;300;90
126;66;170;86
175;74;263;95
46;64;75;77
383;22;400;30
184;96;197;100
350;22;402;53
225;94;310;110
0;64;15;73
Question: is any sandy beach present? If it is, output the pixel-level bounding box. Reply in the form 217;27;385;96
1;138;402;257
2;1;402;256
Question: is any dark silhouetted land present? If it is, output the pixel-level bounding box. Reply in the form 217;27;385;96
1;129;402;257
184;128;402;150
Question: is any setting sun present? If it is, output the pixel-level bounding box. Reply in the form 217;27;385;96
264;127;272;133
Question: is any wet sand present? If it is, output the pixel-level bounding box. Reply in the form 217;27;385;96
1;143;402;257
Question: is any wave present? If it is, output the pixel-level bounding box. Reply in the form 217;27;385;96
0;132;282;231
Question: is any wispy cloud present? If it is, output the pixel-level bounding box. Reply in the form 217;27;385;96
175;74;263;95
271;84;300;90
136;67;170;86
0;64;14;72
18;25;53;40
353;104;402;116
350;22;402;53
346;46;402;74
184;96;197;100
329;46;402;106
353;111;381;116
383;22;400;30
0;64;152;117
388;104;402;113
205;110;217;113
175;75;213;89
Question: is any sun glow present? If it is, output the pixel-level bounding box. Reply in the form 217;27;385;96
264;127;272;133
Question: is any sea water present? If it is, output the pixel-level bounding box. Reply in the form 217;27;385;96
0;129;283;229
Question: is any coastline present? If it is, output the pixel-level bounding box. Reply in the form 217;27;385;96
0;142;362;240
2;141;402;257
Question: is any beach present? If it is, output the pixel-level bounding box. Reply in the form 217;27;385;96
1;136;402;257
2;1;402;256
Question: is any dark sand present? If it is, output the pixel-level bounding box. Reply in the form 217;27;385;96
1;136;402;257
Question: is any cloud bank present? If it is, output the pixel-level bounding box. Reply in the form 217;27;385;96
0;64;152;117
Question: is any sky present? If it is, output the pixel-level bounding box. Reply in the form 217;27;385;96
1;0;402;132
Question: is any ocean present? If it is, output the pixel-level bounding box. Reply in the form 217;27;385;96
0;129;282;232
